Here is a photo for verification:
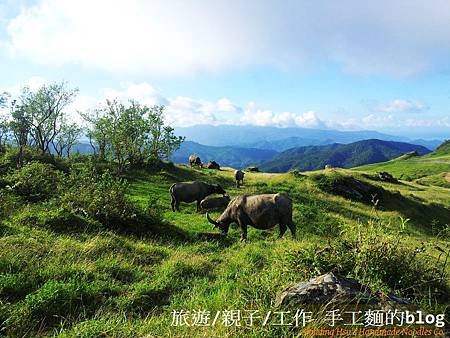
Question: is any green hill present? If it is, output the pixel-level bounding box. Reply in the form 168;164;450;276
355;139;450;184
259;139;430;173
1;158;449;337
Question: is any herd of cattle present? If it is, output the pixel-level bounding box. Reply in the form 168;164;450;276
168;155;296;241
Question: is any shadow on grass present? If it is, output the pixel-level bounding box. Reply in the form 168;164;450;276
311;173;450;235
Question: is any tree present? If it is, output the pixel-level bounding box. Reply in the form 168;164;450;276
146;105;184;160
82;100;184;173
21;82;78;154
52;122;82;157
81;110;110;161
8;100;31;168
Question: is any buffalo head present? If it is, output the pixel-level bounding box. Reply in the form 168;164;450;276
214;184;226;195
206;212;230;234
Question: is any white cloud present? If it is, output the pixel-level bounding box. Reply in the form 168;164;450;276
4;0;450;76
240;103;325;128
2;79;449;134
371;99;428;113
101;82;168;106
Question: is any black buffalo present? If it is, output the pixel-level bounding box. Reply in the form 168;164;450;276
170;181;226;212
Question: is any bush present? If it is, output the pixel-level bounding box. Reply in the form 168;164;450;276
287;218;449;302
6;162;64;202
0;190;20;219
0;147;68;173
13;204;98;232
61;164;161;231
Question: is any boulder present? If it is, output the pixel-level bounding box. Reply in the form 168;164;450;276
378;171;397;183
275;272;409;307
246;166;259;172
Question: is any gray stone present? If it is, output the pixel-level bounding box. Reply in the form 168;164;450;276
275;272;409;307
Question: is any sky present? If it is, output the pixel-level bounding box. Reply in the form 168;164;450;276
1;0;450;138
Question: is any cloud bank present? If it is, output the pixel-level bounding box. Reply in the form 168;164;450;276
2;80;448;134
4;0;450;76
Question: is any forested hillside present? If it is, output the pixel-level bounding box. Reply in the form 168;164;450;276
260;139;430;172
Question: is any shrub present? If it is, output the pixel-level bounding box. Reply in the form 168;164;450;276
0;190;20;219
0;147;68;173
287;218;449;302
6;162;64;202
14;204;98;232
61;164;162;231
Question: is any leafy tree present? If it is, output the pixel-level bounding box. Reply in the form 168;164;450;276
52;122;82;157
20;82;78;154
80;110;110;161
147;105;184;160
82;100;184;172
8;101;31;168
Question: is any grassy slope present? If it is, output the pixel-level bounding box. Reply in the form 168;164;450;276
1;165;449;337
354;145;450;185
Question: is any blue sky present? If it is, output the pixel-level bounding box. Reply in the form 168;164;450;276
1;0;450;138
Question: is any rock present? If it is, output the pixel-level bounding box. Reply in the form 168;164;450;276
378;171;398;183
329;177;379;202
246;166;259;172
275;272;409;307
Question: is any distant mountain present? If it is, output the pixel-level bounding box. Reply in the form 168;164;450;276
243;137;333;151
170;141;278;169
259;139;431;173
175;124;408;150
409;139;443;150
72;143;94;154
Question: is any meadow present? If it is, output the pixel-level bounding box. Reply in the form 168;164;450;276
0;146;449;337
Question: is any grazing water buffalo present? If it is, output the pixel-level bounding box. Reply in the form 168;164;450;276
207;193;295;241
206;161;220;170
170;181;226;212
200;195;230;210
189;155;203;168
234;170;245;188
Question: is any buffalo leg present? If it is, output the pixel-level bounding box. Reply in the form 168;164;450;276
287;223;296;238
196;200;201;212
171;196;176;212
279;223;287;238
239;222;248;242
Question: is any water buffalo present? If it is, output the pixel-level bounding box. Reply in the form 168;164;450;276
170;181;226;212
206;161;220;170
207;193;295;241
200;195;230;210
189;155;203;168
234;170;245;188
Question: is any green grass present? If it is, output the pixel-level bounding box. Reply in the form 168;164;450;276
1;164;449;337
355;145;450;182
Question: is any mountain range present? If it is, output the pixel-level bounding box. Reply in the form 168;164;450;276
259;139;431;173
170;141;277;168
175;124;442;151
